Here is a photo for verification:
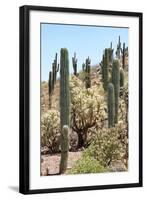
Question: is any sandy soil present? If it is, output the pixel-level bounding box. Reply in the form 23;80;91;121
41;151;82;176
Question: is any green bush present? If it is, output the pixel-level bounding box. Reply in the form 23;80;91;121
85;122;128;168
69;155;106;174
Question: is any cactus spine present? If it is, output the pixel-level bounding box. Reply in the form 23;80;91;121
107;83;115;128
48;71;53;109
102;49;109;90
85;56;91;88
60;48;70;130
72;52;77;76
112;59;120;124
59;125;69;174
120;68;125;87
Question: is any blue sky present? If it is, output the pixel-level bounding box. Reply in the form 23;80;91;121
41;23;128;81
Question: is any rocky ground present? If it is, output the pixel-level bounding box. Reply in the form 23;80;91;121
41;151;83;176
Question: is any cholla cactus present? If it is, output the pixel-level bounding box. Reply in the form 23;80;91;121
41;110;60;152
70;76;106;148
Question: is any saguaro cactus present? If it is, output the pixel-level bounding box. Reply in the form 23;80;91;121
72;52;77;76
102;49;109;90
120;68;125;87
85;56;91;88
60;48;70;130
82;63;85;71
59;125;69;174
107;83;115;128
121;43;127;69
112;59;120;124
52;53;59;86
108;43;114;65
116;36;121;59
48;71;53;109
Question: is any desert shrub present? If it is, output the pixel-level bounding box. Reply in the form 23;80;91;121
70;76;107;148
84;122;128;168
41;110;60;152
68;155;106;174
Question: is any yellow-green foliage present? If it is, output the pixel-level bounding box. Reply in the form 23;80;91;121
41;110;60;152
85;122;128;168
69;155;106;174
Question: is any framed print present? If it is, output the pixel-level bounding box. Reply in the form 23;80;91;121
19;5;143;194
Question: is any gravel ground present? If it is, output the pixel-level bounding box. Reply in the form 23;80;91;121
41;151;82;176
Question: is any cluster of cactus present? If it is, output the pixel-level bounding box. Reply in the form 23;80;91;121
121;43;128;69
115;36;128;69
82;56;91;88
72;52;78;76
48;53;59;108
59;48;70;174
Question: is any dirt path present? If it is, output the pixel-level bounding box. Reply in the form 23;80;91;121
41;151;82;175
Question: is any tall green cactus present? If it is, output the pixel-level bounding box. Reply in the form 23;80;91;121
82;63;85;71
120;68;125;87
116;36;121;59
121;43;127;69
60;48;70;130
85;56;91;88
107;83;115;128
72;52;77;76
102;49;109;90
59;125;69;174
52;53;59;86
48;71;53;109
112;59;120;124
